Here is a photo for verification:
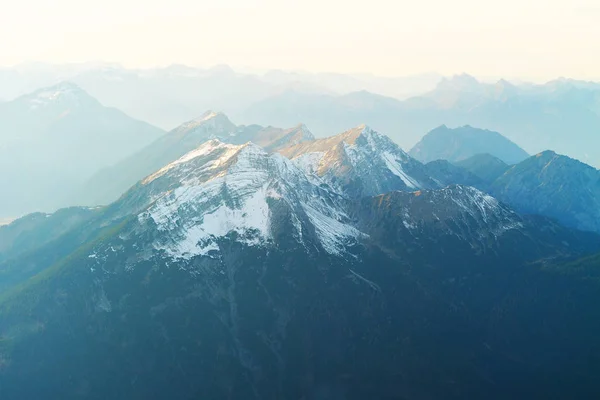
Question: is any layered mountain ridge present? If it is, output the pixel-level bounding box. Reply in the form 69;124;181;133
77;111;315;206
0;82;164;217
3;115;600;399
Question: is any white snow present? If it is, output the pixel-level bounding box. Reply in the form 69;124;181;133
143;140;239;184
381;151;419;188
28;83;84;110
138;140;366;260
148;184;272;260
302;204;364;256
292;152;324;174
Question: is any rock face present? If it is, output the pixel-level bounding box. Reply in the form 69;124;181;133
490;150;600;232
409;125;529;165
2;135;600;399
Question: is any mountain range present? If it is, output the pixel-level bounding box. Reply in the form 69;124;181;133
2;129;600;399
76;111;315;206
2;64;599;168
0;63;442;129
73;111;600;237
237;75;600;167
3;74;600;399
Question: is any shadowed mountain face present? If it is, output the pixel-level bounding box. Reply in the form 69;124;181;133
0;82;164;218
489;151;600;232
409;125;529;165
2;135;600;399
454;153;510;183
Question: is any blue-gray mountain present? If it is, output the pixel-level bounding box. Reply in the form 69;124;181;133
489;150;600;233
2;136;600;399
0;82;164;218
0;63;441;129
454;153;510;183
409;125;529;165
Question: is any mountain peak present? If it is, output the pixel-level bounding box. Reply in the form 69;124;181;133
277;125;438;196
535;150;557;158
436;73;481;91
198;110;221;121
175;111;236;135
339;124;378;144
27;81;96;110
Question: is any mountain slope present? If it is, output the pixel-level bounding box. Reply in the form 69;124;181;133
77;112;315;206
0;207;97;263
357;186;599;262
409;125;529;164
489;151;600;232
0;82;164;217
278;125;439;197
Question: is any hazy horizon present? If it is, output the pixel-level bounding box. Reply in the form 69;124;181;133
2;60;598;88
2;0;600;82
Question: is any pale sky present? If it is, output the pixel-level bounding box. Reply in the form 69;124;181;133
2;0;600;81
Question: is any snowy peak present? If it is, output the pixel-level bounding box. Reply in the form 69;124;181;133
174;110;237;135
126;139;364;259
142;139;242;185
241;123;316;152
278;124;393;158
277;125;437;196
24;81;99;110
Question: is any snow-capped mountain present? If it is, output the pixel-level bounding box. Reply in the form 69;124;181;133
2;134;600;400
0;82;164;217
77;112;315;207
278;124;438;197
22;81;99;111
122;140;363;259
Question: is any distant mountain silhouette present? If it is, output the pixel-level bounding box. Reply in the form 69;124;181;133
409;125;529;164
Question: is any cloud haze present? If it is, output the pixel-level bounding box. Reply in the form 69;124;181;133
2;0;599;81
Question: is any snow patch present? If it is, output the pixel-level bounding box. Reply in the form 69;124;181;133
381;151;419;188
302;204;364;256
